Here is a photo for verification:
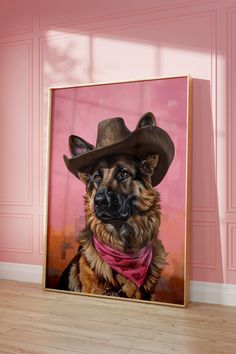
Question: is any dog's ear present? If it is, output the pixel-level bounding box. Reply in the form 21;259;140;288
67;135;93;184
69;135;94;157
139;154;159;179
136;112;157;129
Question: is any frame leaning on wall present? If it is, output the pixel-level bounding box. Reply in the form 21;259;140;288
43;75;192;307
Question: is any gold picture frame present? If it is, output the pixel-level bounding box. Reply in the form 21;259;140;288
43;75;192;307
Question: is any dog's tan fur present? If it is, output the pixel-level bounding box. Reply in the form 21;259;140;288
59;154;167;300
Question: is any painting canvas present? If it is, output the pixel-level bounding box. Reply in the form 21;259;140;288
44;76;192;307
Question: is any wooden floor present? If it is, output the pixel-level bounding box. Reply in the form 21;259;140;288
0;280;236;354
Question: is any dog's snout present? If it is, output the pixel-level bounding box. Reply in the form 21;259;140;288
107;190;119;205
94;188;121;215
94;189;110;210
94;188;133;223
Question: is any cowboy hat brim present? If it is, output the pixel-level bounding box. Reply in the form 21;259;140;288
63;125;175;186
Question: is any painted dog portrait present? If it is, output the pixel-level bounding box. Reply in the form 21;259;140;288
57;112;175;300
45;76;191;306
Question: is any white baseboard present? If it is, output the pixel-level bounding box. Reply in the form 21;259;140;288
190;280;236;307
0;262;236;306
0;262;42;283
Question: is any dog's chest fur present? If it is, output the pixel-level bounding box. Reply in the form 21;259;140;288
67;227;167;300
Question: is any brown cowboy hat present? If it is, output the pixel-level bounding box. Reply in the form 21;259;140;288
63;112;175;186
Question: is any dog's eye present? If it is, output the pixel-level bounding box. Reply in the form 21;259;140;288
117;170;130;181
94;174;102;183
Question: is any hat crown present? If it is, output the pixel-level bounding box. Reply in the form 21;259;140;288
96;118;131;148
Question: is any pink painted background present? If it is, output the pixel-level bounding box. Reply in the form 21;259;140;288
46;78;188;300
0;0;235;286
49;79;187;229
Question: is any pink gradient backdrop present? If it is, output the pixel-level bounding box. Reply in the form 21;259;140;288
50;78;187;226
47;77;188;289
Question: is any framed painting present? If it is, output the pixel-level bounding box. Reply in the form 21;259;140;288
44;76;192;307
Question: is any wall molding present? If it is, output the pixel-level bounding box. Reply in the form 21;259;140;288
227;222;236;271
38;214;45;255
0;39;33;207
0;262;236;306
227;7;236;212
191;221;216;270
0;214;33;254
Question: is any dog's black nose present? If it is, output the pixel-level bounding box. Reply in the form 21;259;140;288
94;189;110;211
94;189;120;212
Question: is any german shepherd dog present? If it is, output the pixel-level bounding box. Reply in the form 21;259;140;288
57;153;168;300
57;113;174;300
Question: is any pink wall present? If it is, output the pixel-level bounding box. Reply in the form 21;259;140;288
0;0;235;285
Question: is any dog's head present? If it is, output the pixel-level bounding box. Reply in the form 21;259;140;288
73;150;159;218
71;148;161;250
89;154;159;224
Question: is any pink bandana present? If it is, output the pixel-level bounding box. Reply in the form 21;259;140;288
93;236;153;288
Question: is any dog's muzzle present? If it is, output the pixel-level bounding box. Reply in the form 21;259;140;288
94;188;133;223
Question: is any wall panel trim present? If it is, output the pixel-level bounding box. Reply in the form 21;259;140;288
0;39;33;207
0;214;33;254
227;7;236;212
